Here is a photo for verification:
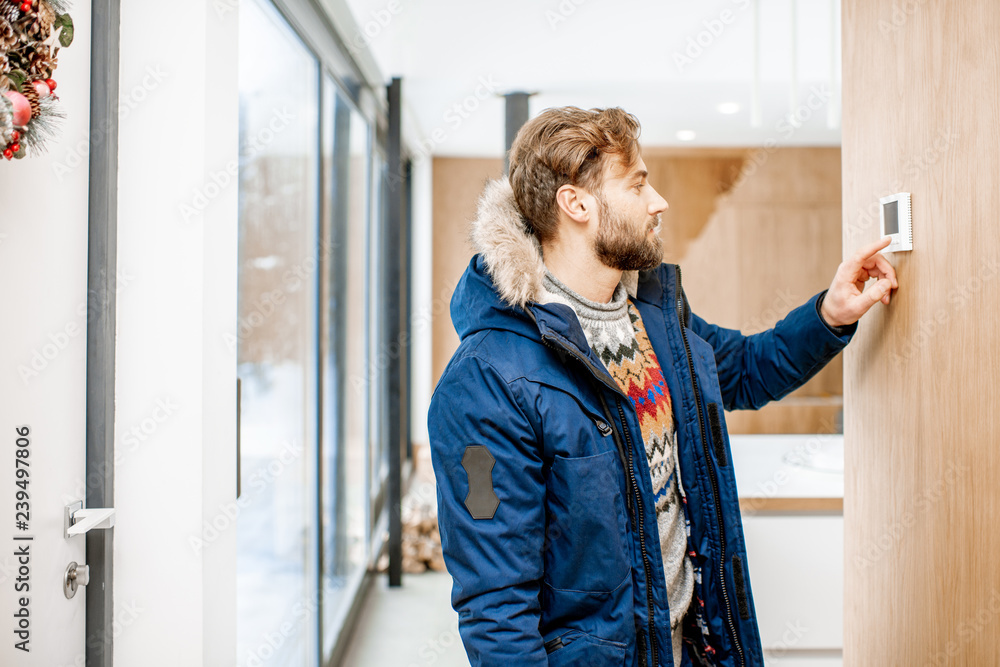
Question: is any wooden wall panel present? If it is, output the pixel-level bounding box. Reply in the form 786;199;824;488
431;157;503;388
843;1;1000;664
641;149;746;264
680;148;844;432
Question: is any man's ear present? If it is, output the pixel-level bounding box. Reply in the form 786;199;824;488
554;184;593;225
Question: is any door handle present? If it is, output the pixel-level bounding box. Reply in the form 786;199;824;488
64;500;116;538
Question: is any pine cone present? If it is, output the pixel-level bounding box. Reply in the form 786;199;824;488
14;1;42;41
27;47;54;79
20;79;38;116
0;0;19;25
21;16;41;40
1;2;17;74
0;23;15;71
37;0;53;30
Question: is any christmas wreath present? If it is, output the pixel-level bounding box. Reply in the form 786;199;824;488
0;0;73;160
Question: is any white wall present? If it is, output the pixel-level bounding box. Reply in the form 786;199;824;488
113;1;238;665
408;135;433;451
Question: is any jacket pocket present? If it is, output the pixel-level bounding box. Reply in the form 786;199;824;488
545;629;626;667
544;449;630;594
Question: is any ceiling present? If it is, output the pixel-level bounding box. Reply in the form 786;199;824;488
342;0;842;156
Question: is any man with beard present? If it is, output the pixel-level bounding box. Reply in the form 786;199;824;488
427;106;896;667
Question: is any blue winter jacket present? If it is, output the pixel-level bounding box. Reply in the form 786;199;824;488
428;179;856;667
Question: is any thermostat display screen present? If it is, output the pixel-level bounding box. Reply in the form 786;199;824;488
883;200;899;235
878;192;912;252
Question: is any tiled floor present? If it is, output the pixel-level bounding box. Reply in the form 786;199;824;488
340;571;471;667
341;570;845;667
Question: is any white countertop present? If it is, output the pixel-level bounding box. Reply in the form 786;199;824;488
729;434;844;502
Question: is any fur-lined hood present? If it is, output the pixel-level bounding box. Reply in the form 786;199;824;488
468;178;638;310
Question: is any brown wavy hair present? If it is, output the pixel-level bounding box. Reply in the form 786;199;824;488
507;106;641;243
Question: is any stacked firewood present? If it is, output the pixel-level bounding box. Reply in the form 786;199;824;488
377;450;448;574
400;480;447;573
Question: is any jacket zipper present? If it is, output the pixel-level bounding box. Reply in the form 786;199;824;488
615;397;659;667
534;326;658;667
674;266;745;667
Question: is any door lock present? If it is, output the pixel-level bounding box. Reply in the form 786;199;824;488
63;562;90;599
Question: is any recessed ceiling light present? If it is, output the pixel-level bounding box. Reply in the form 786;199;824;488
676;130;696;142
717;102;741;115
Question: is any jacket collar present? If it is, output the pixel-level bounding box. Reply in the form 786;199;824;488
470;178;639;311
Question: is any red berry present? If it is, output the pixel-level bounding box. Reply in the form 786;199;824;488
46;79;56;91
20;2;30;11
10;131;19;142
10;143;19;153
3;149;12;160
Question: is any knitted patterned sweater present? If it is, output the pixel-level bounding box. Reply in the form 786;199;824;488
543;271;694;665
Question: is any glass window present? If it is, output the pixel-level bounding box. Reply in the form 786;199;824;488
236;0;391;662
320;78;372;659
369;149;389;523
236;0;320;665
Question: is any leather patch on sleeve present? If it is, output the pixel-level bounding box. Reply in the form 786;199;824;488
462;445;500;520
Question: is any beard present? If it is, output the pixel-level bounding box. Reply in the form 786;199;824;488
593;195;664;271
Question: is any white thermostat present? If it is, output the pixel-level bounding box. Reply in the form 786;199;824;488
879;192;913;252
